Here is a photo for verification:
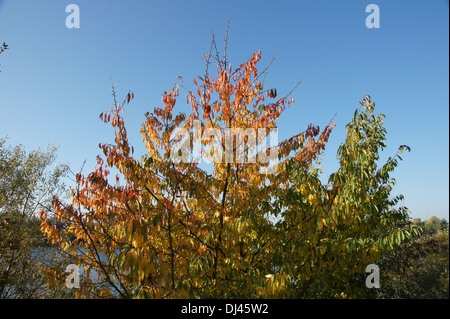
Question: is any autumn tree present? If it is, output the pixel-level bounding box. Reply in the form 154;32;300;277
40;36;419;298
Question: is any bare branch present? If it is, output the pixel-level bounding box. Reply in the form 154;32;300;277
223;15;231;70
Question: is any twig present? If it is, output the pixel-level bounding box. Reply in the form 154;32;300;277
223;15;231;70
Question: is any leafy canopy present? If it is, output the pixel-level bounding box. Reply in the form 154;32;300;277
1;138;70;298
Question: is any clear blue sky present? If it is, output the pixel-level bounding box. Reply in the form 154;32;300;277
0;0;448;220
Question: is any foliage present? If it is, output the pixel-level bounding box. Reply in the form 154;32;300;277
0;42;7;55
0;138;72;298
0;42;8;72
376;226;449;299
269;95;420;298
39;43;419;298
424;216;448;235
